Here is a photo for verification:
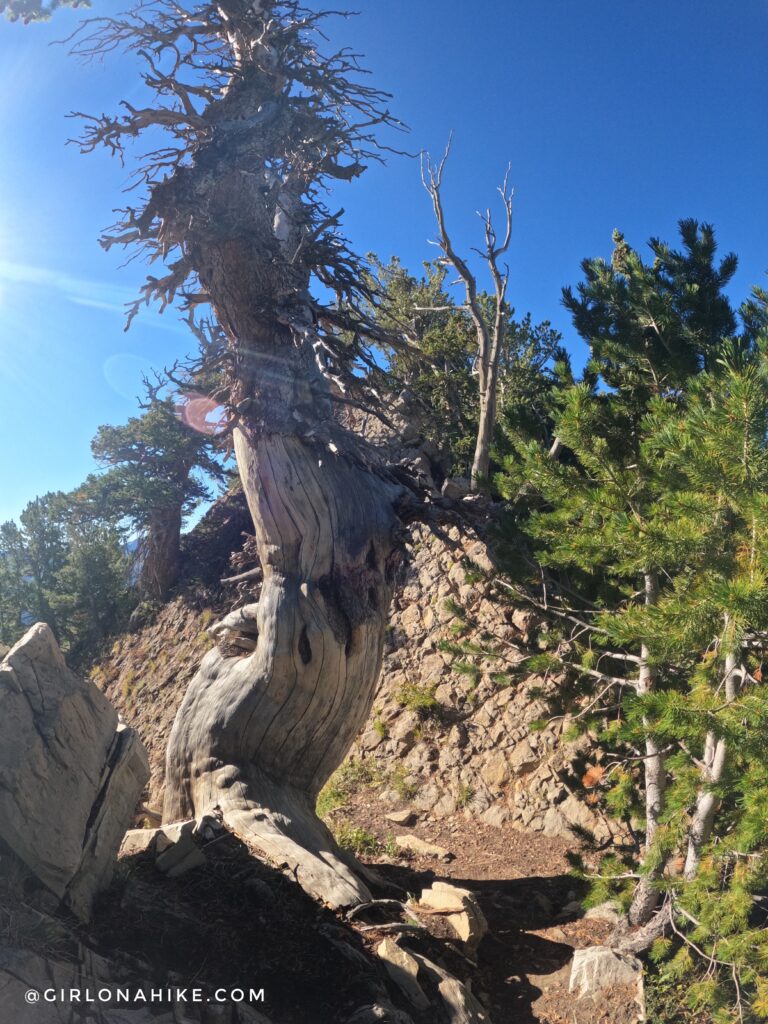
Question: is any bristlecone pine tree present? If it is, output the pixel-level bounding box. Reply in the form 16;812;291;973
421;141;514;493
67;0;414;906
501;227;768;1017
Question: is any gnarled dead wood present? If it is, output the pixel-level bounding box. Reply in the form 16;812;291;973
421;135;513;492
164;432;402;906
69;0;412;907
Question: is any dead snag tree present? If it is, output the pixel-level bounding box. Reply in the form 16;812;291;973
69;0;411;907
422;138;513;493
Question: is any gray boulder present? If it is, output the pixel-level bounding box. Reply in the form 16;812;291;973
411;952;491;1023
569;945;645;1021
569;945;642;997
415;881;488;953
120;819;207;878
376;938;429;1010
0;624;149;920
441;477;470;500
0;944;276;1024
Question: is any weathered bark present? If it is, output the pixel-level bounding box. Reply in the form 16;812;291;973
158;115;409;904
629;572;666;926
71;0;410;909
683;647;742;880
618;902;671;956
140;504;182;601
164;431;401;906
471;371;498;492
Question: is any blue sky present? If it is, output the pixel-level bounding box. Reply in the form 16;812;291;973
0;0;766;522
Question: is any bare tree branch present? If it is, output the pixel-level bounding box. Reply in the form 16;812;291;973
421;135;513;490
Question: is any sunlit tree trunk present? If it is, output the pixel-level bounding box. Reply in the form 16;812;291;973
683;645;742;880
629;573;667;925
471;349;500;491
161;234;405;906
159;94;404;906
164;431;400;905
70;0;408;907
421;141;512;493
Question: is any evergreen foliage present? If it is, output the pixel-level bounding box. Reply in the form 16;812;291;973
51;518;131;657
0;0;87;23
497;223;768;1020
0;490;129;659
82;395;225;599
0;394;224;656
0;520;31;644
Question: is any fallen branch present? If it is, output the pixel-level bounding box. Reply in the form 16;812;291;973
355;922;427;935
221;567;262;584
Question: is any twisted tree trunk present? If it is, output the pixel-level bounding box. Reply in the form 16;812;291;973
68;0;412;908
164;432;401;906
158;114;409;906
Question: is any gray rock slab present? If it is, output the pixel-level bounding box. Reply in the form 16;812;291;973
569;945;643;998
0;624;149;919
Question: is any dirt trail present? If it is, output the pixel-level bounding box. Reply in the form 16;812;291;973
341;795;639;1024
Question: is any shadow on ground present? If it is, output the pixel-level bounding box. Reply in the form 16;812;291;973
372;862;591;1023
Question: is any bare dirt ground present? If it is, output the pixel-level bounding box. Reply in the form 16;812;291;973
81;795;639;1024
338;792;641;1024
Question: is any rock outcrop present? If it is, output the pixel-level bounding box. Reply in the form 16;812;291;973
376;939;430;1011
0;623;149;919
353;517;614;845
414;882;488;954
0;940;277;1024
376;937;491;1023
120;816;215;877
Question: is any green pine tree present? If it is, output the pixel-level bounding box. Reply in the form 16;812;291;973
496;223;768;1018
50;518;131;660
0;519;29;645
82;395;225;600
18;492;70;642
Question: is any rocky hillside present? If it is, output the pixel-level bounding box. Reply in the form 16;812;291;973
350;516;613;846
5;619;567;1024
92;488;612;850
90;488;254;809
3;486;642;1024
